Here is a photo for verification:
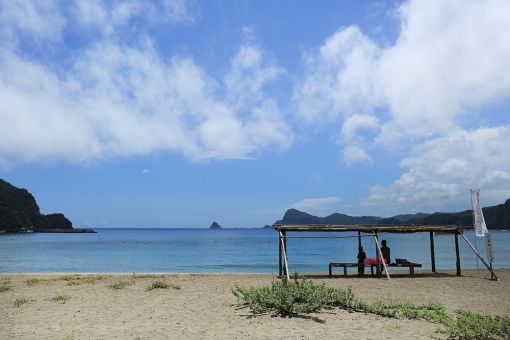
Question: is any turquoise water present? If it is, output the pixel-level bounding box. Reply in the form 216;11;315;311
0;228;508;273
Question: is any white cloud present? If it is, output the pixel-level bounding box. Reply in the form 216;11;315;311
362;127;510;213
340;114;379;142
142;169;148;173
0;1;293;168
342;145;372;166
298;0;510;143
296;0;510;208
0;0;64;43
290;197;342;211
73;0;194;36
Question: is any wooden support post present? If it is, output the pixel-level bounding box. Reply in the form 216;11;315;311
373;232;390;280
279;231;290;280
278;230;282;277
358;231;361;249
455;233;461;276
459;232;499;281
430;231;436;273
374;231;380;277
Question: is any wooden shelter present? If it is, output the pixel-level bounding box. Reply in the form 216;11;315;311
272;224;498;280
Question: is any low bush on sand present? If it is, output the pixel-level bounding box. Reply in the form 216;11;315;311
233;272;510;340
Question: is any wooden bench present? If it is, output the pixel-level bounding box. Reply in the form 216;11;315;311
329;263;374;276
329;262;422;277
387;263;422;276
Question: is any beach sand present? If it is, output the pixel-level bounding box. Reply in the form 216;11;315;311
1;269;509;340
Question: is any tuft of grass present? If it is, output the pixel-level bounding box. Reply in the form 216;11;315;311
26;278;43;286
133;273;163;279
0;284;12;292
13;297;30;307
147;281;169;290
59;275;79;282
50;293;70;304
62;333;75;340
146;281;180;291
108;280;134;290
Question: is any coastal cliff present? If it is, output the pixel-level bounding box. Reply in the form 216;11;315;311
0;179;74;232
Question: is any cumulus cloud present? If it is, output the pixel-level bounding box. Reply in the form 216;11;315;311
290;197;342;211
296;0;510;209
0;0;293;168
362;127;510;213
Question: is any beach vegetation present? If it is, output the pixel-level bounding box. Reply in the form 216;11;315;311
62;333;75;340
108;280;134;290
233;272;510;339
50;293;70;304
133;273;163;279
146;281;181;291
26;278;43;286
440;310;510;339
0;284;12;292
59;275;79;282
13;297;30;307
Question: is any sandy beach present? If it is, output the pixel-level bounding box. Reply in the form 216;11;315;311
1;269;509;340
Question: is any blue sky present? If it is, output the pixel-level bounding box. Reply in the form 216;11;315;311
1;0;510;228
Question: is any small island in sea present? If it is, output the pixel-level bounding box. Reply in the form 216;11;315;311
0;178;95;233
210;221;222;229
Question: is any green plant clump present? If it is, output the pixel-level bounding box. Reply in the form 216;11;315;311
0;284;12;292
233;272;510;340
108;281;133;290
50;293;70;304
442;310;510;339
233;272;340;315
147;281;181;291
14;297;30;307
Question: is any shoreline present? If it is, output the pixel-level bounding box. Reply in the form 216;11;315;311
2;269;509;339
1;267;508;275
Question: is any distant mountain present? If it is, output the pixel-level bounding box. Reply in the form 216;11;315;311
391;213;431;222
275;208;380;225
0;179;73;232
275;198;510;230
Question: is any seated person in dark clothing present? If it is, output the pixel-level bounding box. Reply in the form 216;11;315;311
357;246;367;276
380;239;391;266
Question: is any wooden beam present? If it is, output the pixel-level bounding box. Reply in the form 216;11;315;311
459;232;499;281
279;231;290;280
430;231;436;273
278;230;282;277
455;233;461;276
373;232;390;280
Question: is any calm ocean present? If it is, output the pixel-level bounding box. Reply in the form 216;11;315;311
1;228;509;273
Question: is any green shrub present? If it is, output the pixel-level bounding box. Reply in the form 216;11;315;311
26;278;42;286
13;297;30;307
147;281;181;291
108;281;133;290
50;293;70;304
0;284;12;292
233;272;509;340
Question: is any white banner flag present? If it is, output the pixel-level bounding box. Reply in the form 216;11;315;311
470;189;488;237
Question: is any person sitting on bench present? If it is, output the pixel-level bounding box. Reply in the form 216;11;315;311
357;246;367;276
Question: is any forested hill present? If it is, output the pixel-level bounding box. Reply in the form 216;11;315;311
0;179;72;232
275;199;510;230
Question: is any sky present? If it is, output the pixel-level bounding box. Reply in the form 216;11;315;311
1;0;510;229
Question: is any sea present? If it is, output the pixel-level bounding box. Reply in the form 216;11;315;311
1;228;509;274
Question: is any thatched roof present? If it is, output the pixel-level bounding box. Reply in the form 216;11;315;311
272;224;463;234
